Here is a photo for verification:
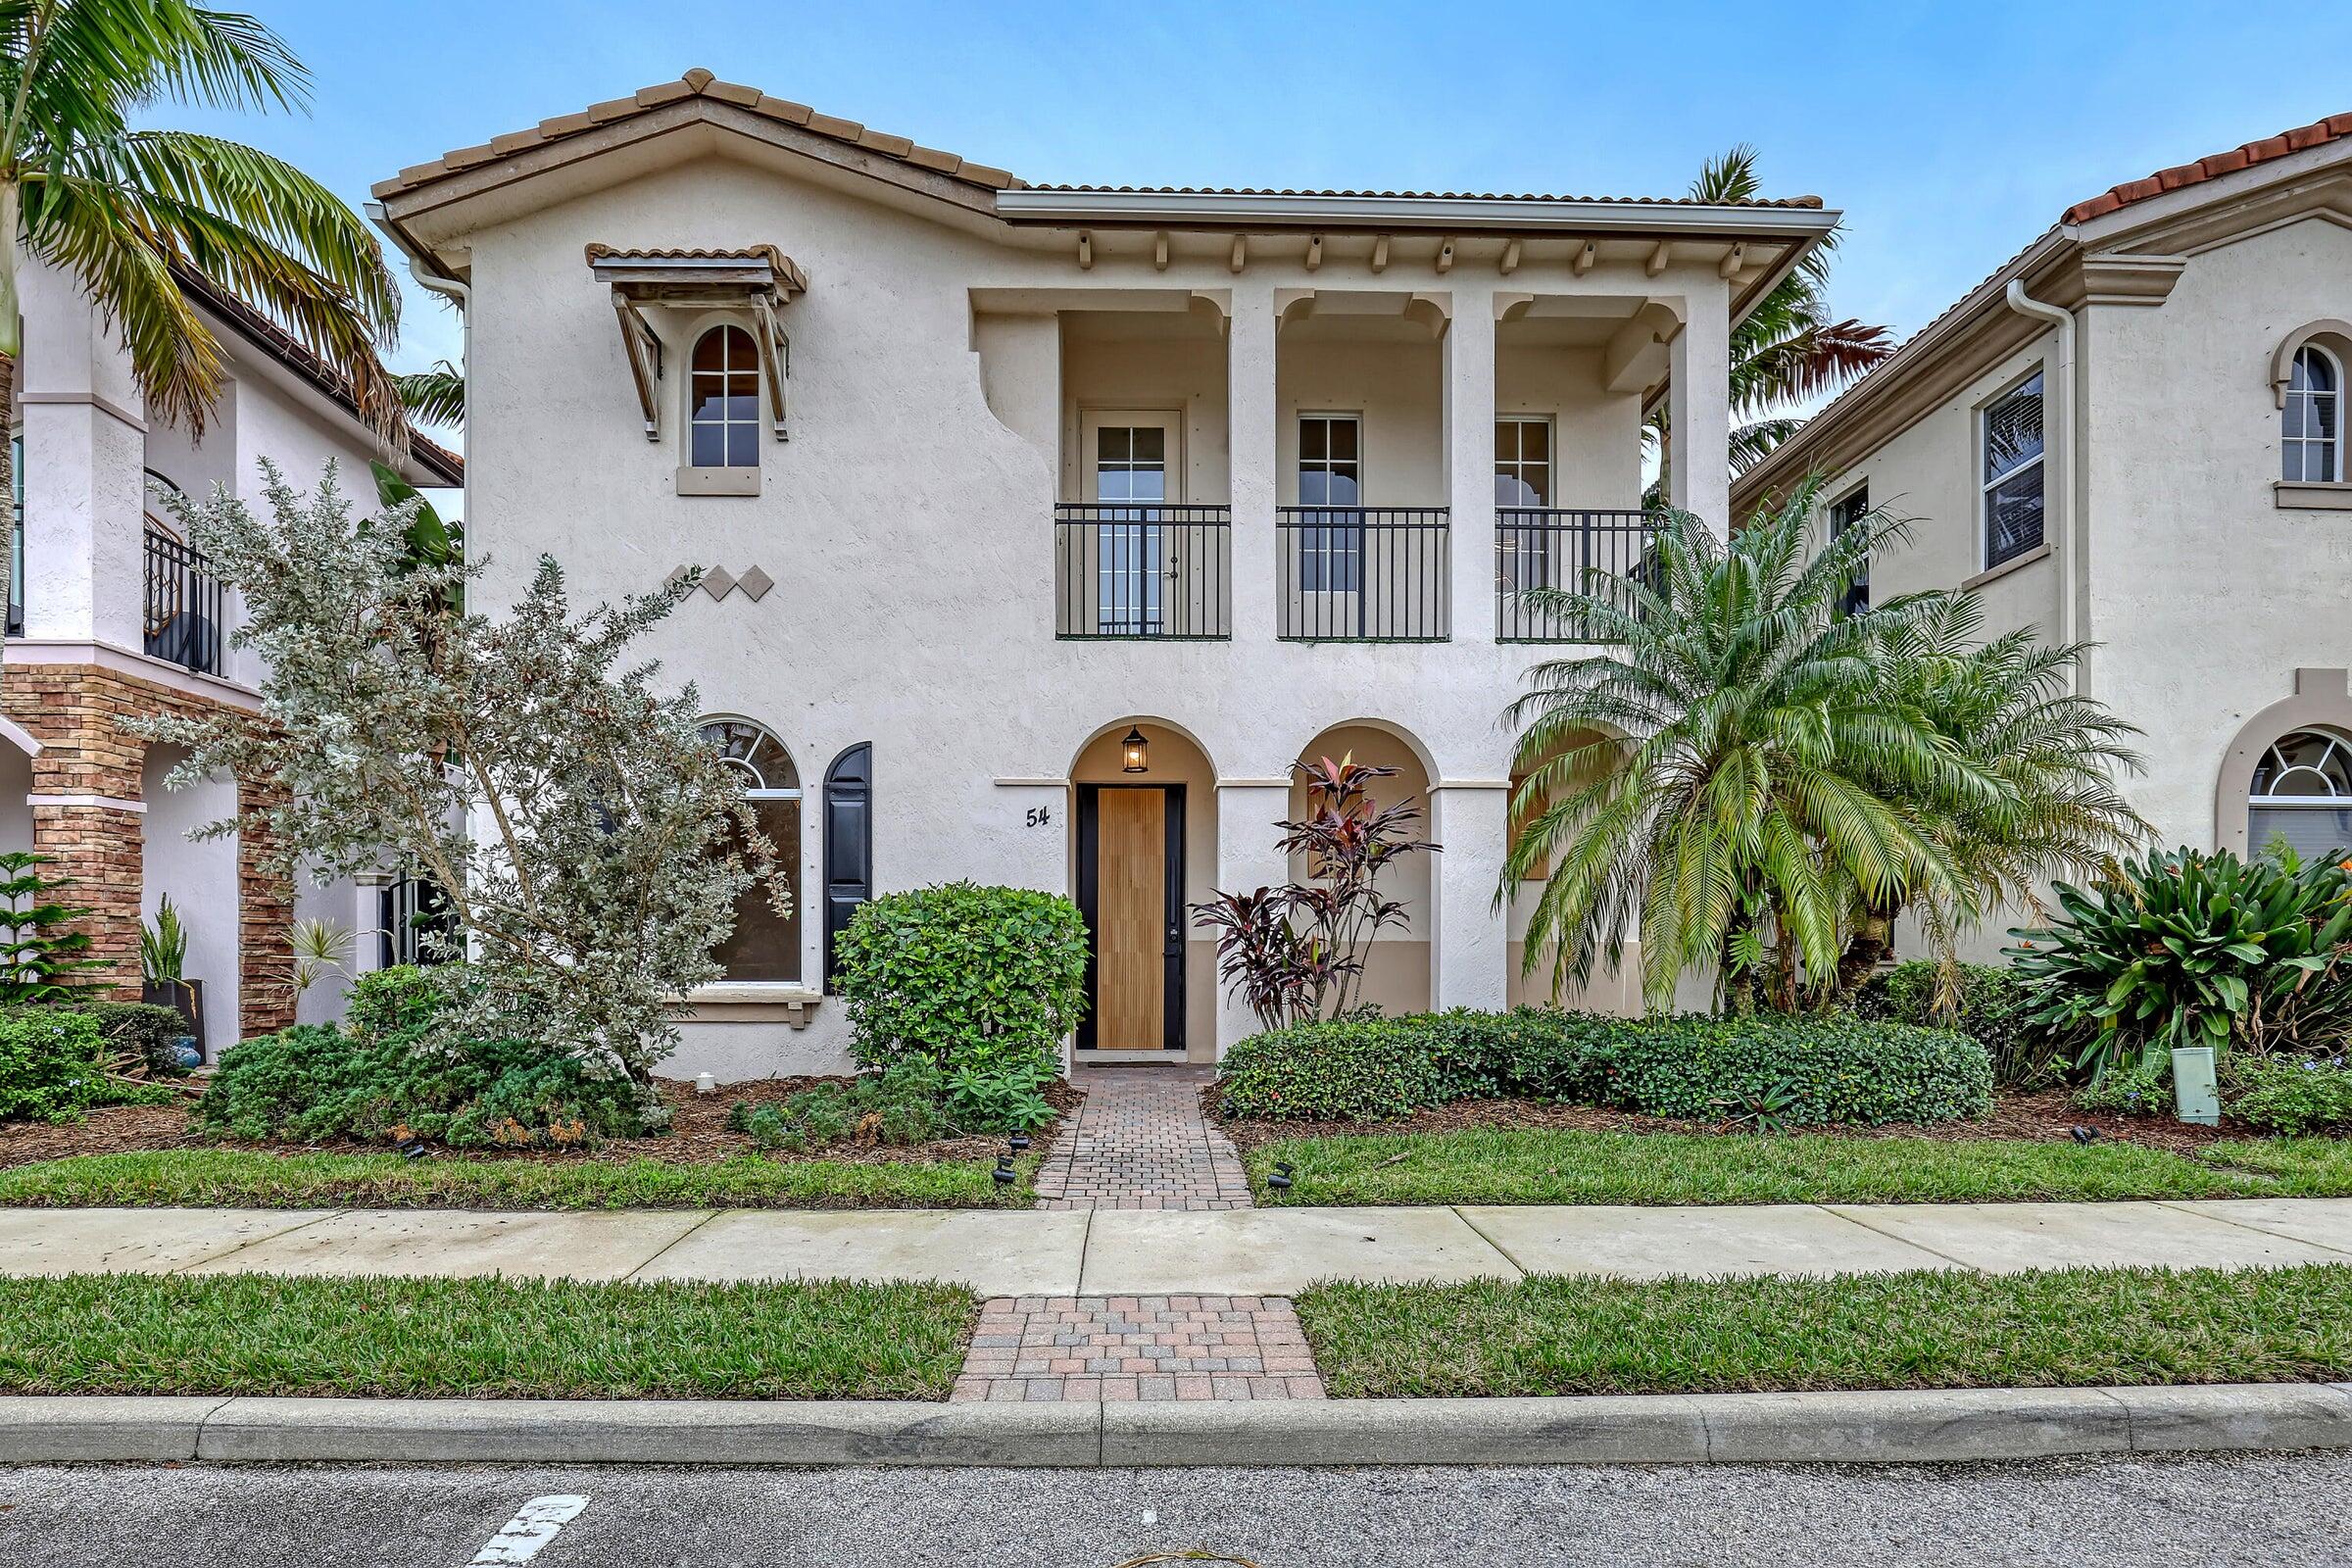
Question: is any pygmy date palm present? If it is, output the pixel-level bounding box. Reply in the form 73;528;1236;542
1837;591;2152;993
1501;482;1987;1011
0;1;403;655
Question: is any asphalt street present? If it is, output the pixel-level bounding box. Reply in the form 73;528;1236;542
2;1452;2349;1566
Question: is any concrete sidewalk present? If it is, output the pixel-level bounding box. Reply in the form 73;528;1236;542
6;1197;2352;1293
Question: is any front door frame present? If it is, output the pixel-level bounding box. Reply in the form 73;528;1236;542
1074;781;1187;1052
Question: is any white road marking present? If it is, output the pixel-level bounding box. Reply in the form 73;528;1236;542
464;1494;590;1567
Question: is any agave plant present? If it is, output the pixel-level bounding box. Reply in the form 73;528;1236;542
139;893;187;983
2007;845;2352;1079
1192;755;1438;1029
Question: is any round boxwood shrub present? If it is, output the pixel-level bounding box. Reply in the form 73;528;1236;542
833;882;1089;1073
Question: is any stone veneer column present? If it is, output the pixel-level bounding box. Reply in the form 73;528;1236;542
234;773;296;1037
11;665;147;999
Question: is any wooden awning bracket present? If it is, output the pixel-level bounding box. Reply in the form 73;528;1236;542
586;245;808;446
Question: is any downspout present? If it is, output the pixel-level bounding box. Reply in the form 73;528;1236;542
2002;278;2079;689
368;202;468;517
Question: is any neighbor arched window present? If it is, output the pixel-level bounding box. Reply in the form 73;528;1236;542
702;717;802;982
2284;345;2343;483
689;325;760;468
2248;728;2352;859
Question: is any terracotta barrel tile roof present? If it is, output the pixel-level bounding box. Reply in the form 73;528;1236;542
2064;110;2352;223
1024;183;1824;209
372;67;1021;200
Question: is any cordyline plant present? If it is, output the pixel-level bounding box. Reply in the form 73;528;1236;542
1192;755;1438;1029
128;461;785;1095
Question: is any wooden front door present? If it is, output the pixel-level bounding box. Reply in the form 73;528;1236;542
1077;783;1185;1051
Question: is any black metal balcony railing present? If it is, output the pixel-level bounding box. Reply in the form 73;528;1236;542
143;527;224;674
1276;506;1449;641
1054;504;1233;640
1494;508;1659;641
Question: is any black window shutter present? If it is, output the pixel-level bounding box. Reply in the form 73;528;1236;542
822;743;873;989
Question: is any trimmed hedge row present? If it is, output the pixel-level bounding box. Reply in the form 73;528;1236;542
1215;1007;1994;1127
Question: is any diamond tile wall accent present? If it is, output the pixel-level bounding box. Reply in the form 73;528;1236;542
736;564;774;602
700;565;737;601
670;564;772;603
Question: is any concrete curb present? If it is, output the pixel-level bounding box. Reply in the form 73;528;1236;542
8;1384;2352;1467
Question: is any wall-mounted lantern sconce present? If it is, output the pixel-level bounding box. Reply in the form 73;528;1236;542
1121;727;1150;774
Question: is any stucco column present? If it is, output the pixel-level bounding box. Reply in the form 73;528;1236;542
1212;779;1291;1053
1445;288;1497;645
1226;288;1278;645
1426;780;1510;1012
1667;279;1733;536
17;318;148;650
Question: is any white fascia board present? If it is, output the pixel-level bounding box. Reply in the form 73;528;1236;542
996;188;1841;240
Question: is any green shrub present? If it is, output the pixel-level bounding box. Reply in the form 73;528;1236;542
723;1058;974;1152
6;1001;191;1078
833;884;1088;1073
1217;1009;1993;1127
192;965;649;1148
2010;846;2352;1080
1581;1014;1992;1127
0;1010;170;1122
2231;1057;2352;1136
1216;1017;1447;1121
2071;1058;2171;1119
1854;961;2055;1087
945;1047;1057;1134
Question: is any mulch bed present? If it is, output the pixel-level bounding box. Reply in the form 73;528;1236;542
0;1074;1082;1171
1213;1087;2238;1155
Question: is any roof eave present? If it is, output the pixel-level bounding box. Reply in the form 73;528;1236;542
994;186;1841;240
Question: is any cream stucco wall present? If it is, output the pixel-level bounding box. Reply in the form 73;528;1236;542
453;150;1723;1078
1790;215;2352;965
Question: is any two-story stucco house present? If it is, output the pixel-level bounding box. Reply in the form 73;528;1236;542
0;257;462;1050
368;69;1838;1079
1734;111;2352;963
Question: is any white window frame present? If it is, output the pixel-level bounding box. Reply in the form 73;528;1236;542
1977;367;2047;572
699;716;805;984
2284;344;2344;484
1297;411;1364;594
1826;479;1871;614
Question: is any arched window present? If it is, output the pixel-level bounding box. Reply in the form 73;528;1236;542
701;717;802;982
689;325;760;468
2249;728;2352;859
2284;345;2342;483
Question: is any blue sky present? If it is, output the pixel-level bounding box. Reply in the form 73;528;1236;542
183;1;2352;441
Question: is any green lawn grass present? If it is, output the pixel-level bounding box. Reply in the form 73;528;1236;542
0;1148;1041;1210
1298;1264;2352;1397
0;1272;974;1398
1245;1127;2352;1205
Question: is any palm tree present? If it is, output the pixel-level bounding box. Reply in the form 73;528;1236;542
393;358;464;429
1500;482;1991;1012
1835;592;2152;992
0;0;402;648
1650;146;1894;499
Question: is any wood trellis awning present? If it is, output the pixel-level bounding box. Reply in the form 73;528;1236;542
585;244;808;442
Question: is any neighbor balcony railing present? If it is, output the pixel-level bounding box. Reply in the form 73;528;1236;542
1276;506;1449;641
143;526;225;674
1494;508;1659;642
1054;503;1232;639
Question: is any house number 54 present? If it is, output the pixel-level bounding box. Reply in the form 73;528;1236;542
1025;806;1053;828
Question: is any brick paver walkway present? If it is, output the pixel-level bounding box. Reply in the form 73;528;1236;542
951;1294;1325;1402
1032;1065;1252;1211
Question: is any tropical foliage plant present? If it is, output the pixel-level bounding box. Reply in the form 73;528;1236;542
1648;145;1893;495
1502;484;1982;1011
1838;592;2150;990
0;0;408;654
137;893;185;984
2007;845;2352;1079
391;358;465;429
128;462;785;1093
0;852;102;1003
1193;755;1439;1029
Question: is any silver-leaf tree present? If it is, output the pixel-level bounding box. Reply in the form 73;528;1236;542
130;461;783;1096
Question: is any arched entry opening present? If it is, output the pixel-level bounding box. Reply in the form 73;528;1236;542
0;719;33;860
1293;721;1434;1016
1070;719;1216;1054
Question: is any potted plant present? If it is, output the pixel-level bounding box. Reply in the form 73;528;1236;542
140;895;205;1059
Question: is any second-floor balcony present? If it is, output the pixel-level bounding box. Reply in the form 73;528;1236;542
1276;506;1450;642
1054;504;1233;640
143;526;224;675
1495;509;1658;642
